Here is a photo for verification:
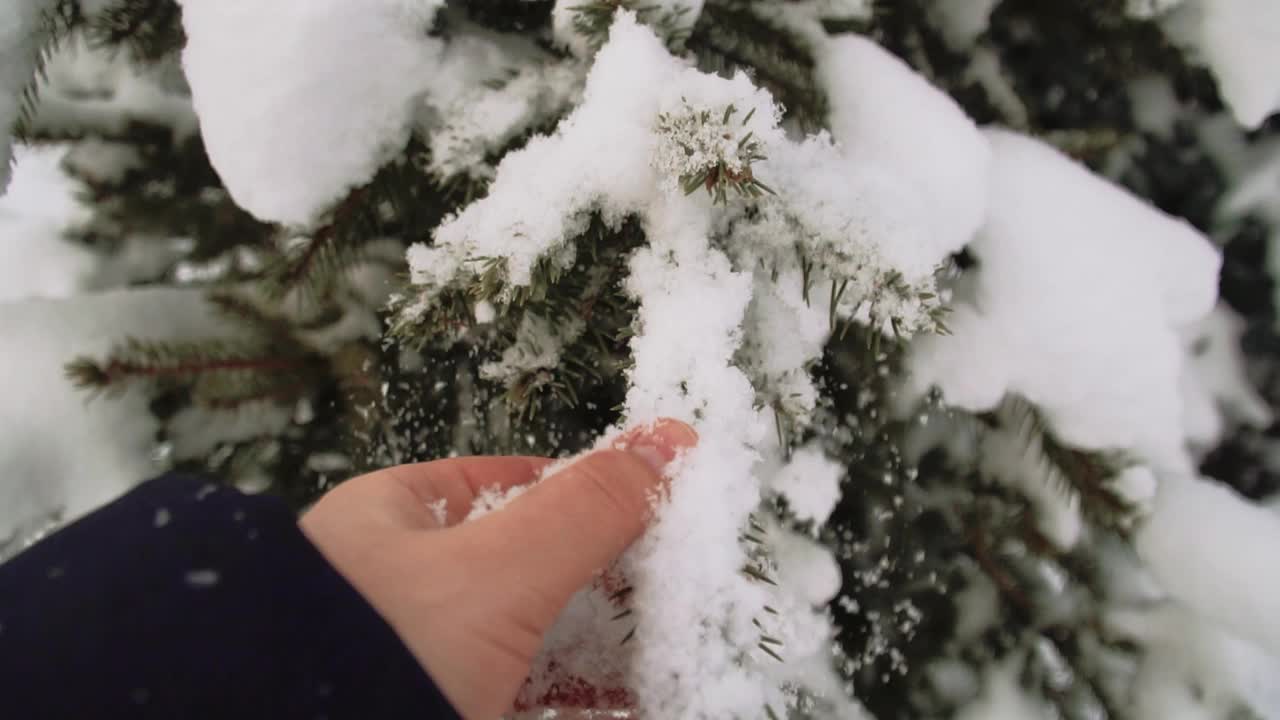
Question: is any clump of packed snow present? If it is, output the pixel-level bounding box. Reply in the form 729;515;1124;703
1135;473;1280;660
907;128;1221;473
1110;601;1280;719
767;444;844;526
818;34;991;264
178;0;447;227
1099;528;1280;720
1152;0;1280;128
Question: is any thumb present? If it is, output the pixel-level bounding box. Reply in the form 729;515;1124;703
450;419;697;609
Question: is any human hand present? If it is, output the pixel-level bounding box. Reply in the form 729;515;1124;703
298;419;698;719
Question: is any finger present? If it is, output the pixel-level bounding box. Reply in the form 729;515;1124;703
447;419;698;609
381;456;555;527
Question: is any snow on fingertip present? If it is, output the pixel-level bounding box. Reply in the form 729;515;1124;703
177;0;446;227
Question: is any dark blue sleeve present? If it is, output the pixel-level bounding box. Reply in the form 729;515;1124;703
0;473;461;719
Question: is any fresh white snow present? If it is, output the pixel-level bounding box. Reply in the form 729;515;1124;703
1156;0;1280;128
0;288;223;554
907;128;1221;474
0;145;95;301
178;0;447;227
1135;473;1280;660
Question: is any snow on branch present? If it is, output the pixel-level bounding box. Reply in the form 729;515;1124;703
0;0;63;192
906;129;1221;475
177;0;447;228
399;11;981;716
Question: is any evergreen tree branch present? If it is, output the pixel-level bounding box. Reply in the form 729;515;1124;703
979;396;1135;531
66;337;321;407
263;145;452;301
13;0;85;142
686;0;828;130
90;0;184;64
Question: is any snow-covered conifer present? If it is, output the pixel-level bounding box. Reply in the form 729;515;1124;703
3;1;1280;717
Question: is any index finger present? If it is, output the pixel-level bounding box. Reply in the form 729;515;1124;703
380;455;555;527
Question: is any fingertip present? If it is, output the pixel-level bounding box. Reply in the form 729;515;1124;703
612;418;699;474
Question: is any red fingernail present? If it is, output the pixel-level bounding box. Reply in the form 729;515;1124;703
613;419;699;474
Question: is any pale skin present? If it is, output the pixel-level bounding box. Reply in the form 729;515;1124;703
299;419;698;720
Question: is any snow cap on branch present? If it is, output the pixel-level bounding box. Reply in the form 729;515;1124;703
1135;474;1280;661
818;34;991;260
178;0;446;227
1154;0;1280;128
908;129;1221;472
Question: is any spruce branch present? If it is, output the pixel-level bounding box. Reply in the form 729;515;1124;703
463;0;554;33
263;148;442;301
13;0;185;144
263;185;374;300
66;337;322;409
12;0;84;142
90;0;184;64
396;215;641;427
569;0;692;52
687;0;829;130
206;292;296;339
980;396;1135;531
655;100;776;204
